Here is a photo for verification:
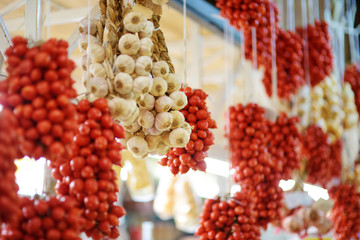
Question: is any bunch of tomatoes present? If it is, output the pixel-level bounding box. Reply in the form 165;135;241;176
344;64;360;116
159;87;216;175
328;183;360;240
301;125;342;188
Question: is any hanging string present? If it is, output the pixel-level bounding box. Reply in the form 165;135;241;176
287;0;295;31
183;0;188;86
308;0;315;24
46;0;50;40
347;0;356;64
85;0;91;94
251;27;257;69
313;0;319;20
270;1;278;104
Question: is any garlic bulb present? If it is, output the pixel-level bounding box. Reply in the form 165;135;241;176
123;11;146;33
78;34;100;54
169;128;190;148
139;21;155;38
133;76;153;95
124;121;142;133
86;77;108;98
146;135;162;152
114;73;133;95
150;77;168;97
138;110;155;129
139;38;153;56
118;34;140;55
82;71;91;84
79;18;97;35
165;74;181;94
127;136;149;157
114;55;135;74
155;96;173;112
121;107;140;125
138;93;155;110
145;126;163;135
170;111;185;129
81;55;88;70
88;44;105;63
89;63;107;78
108;97;137;119
155;112;173;131
87;93;99;103
169;91;188;110
152;61;169;78
135;56;153;76
182;122;192;134
161;131;172;146
155;142;171;156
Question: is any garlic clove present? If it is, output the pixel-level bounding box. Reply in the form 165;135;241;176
133;76;153;95
152;61;169;78
114;73;133;95
109;97;137;119
146;135;162;152
138;93;155;110
155;142;171;156
78;34;100;54
165;73;181;94
90;63;107;78
88;43;106;63
123;11;146;33
169;91;188;110
145;126;163;135
79;18;97;35
127;136;149;157
155;96;173;113
161;131;172;146
150;77;168;97
169;128;190;148
135;56;153;76
139;38;154;57
155;112;173;131
170;111;185;129
118;34;141;55
114;54;136;74
124;121;142;133
138;109;155;129
139;21;155;38
86;77;109;98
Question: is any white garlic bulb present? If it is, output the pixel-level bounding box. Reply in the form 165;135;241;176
114;73;133;95
108;97;137;119
161;131;172;146
79;18;97;35
146;135;162;152
169;128;190;148
118;34;141;55
139;21;155;38
150;77;168;97
121;107;140;125
127;136;149;157
182;122;192;134
139;38;153;56
78;34;100;54
155;96;173;112
90;63;107;78
138;93;155;110
114;54;136;74
135;56;153;76
88;43;105;63
155;142;171;156
86;77;109;98
155;112;173;131
170;111;185;129
124;121;142;133
123;11;146;33
152;61;169;78
169;91;188;110
145;126;163;135
165;74;181;94
133;76;153;95
138;110;155;129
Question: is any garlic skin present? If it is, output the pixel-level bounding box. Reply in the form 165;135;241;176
152;61;170;78
161;131;172;146
78;34;100;54
89;63;107;78
155;96;173;112
146;135;162;152
108;97;137;119
79;18;97;35
182;122;192;134
139;38;153;57
169;128;190;148
86;77;109;98
155;142;171;156
169;91;188;110
81;55;88;70
114;55;136;74
155;112;173;131
123;11;146;33
121;107;140;125
139;21;155;38
152;0;168;5
138;110;155;129
88;44;106;63
170;111;185;129
133;76;153;95
114;73;133;95
124;121;142;133
165;74;181;94
135;56;153;76
127;136;149;157
150;77;168;97
138;93;155;110
145;126;163;135
118;34;141;55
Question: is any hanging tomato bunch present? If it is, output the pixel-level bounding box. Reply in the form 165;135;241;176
296;21;333;87
0;196;84;240
344;64;360;116
329;183;360;240
301;125;342;188
159;87;217;175
0;37;78;166
52;98;126;240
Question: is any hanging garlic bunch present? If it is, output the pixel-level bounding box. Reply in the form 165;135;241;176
342;82;358;129
295;86;311;129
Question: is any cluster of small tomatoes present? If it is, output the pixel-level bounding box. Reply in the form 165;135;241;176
344;64;360;116
159;87;216;175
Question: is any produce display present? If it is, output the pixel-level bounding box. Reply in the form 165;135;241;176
344;64;360;116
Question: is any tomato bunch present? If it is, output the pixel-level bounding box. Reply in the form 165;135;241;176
195;192;261;240
0;37;78;165
0;196;84;240
0;109;22;226
344;64;360;116
328;183;360;240
301;125;342;188
51;98;126;240
159;87;216;175
296;21;333;87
